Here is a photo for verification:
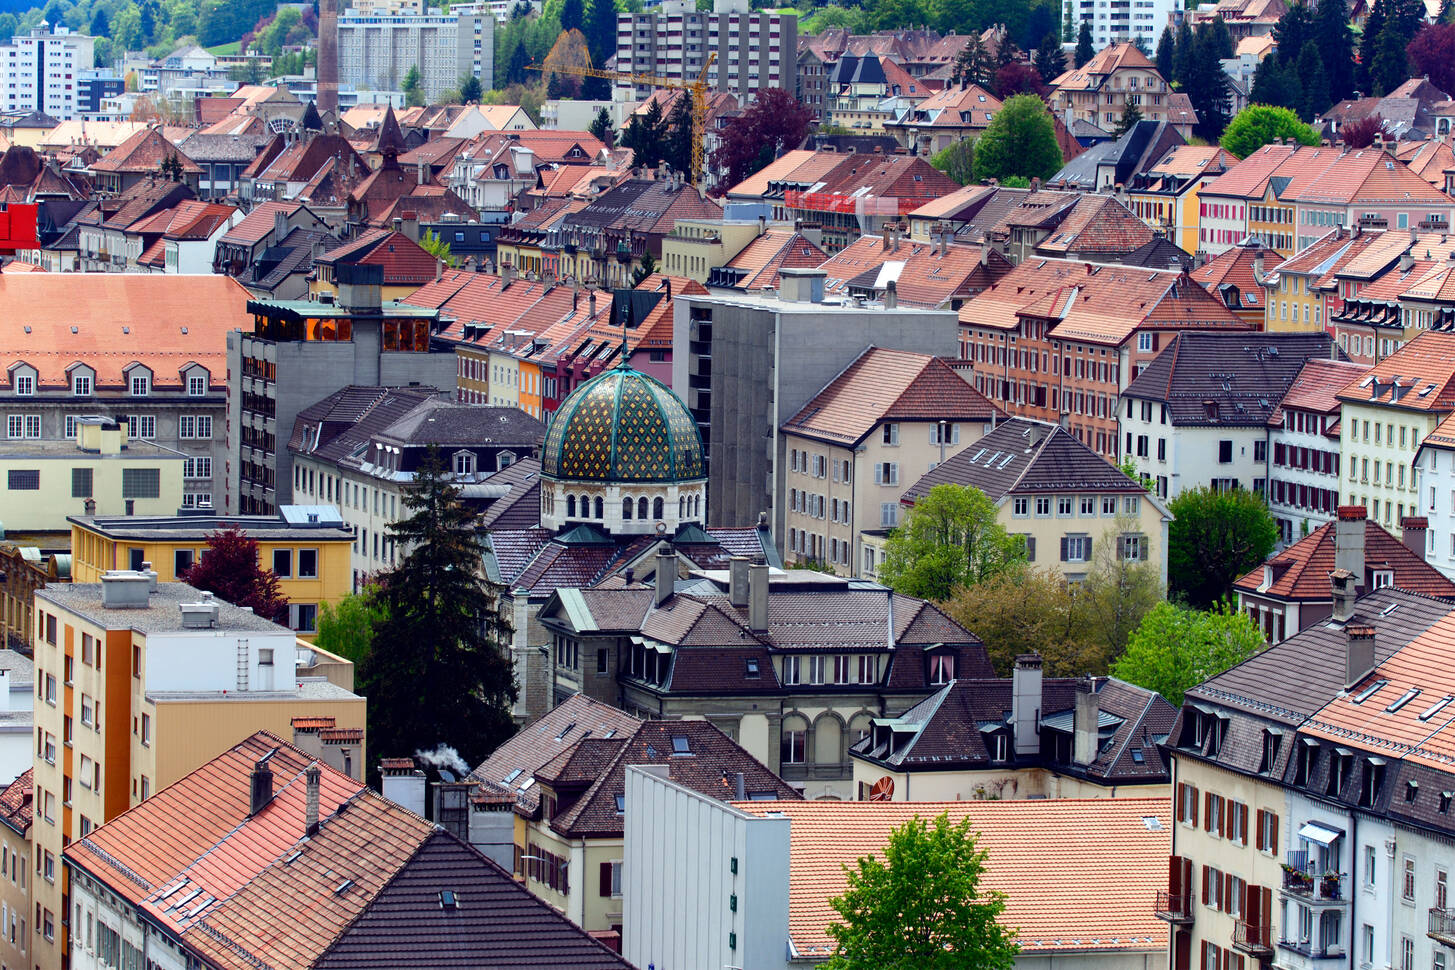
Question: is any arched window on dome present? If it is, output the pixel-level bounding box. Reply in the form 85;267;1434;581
580;494;590;516
653;497;664;520
638;497;648;520
567;494;576;517
594;497;604;519
678;496;685;518
623;497;634;520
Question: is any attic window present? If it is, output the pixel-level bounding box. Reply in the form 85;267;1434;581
439;890;459;910
671;736;692;755
503;768;523;784
614;793;626;813
555;721;576;741
518;777;535;792
1419;695;1454;721
334;879;354;895
1444;791;1453;813
1142;816;1163;831
1352;679;1388;704
1386;688;1421;713
745;658;760;677
1406;780;1419;802
1132;749;1146;763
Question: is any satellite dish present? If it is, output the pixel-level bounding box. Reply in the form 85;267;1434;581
869;776;895;801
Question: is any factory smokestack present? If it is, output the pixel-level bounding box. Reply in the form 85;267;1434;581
317;0;339;116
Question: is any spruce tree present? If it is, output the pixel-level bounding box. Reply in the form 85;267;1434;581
1075;19;1093;67
1033;31;1066;82
1313;0;1356;101
1296;41;1330;120
1357;0;1386;93
590;105;616;147
358;446;517;769
664;92;694;175
1155;25;1174;79
1114;99;1143;136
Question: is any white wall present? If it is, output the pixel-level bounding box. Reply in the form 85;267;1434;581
623;765;791;970
1414;444;1453;576
144;630;298;693
1123;403;1267;501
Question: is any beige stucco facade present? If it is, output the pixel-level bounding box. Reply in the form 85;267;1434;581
1339;400;1436;534
661;219;763;283
514;814;626;934
782;420;986;577
849;757;1171;802
0;801;28;970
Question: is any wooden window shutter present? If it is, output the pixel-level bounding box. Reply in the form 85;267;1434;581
1223;871;1233;913
600;861;613;897
1152;333;1160;351
1271;812;1278;854
1255;809;1264;849
1240;803;1249;844
1139;534;1149;560
1027;536;1036;561
1085;536;1093;559
1222;797;1230;835
1176;784;1186;821
1169;854;1183;896
1191;786;1198;827
1202;866;1210;904
1060;537;1069;561
1204;791;1214;832
1261;883;1272;927
1117;535;1126;559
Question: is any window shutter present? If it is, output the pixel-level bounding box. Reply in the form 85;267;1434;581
874;464;883;485
1204;792;1213;832
1117;535;1126;559
1271;812;1278;854
600;861;613;897
1240;803;1249;845
1060;537;1069;562
1202;866;1210;905
1255;809;1264;849
1139;534;1149;560
1152;333;1160;351
1223;872;1233;913
1222;797;1230;835
1176;784;1185;821
1191;786;1198;827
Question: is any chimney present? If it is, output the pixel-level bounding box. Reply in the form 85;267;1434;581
1335;505;1366;585
1400;516;1429;561
1253;250;1264;282
418;161;428;187
1073;677;1100;766
1330;568;1359;623
655;549;676;605
1401;248;1415;272
336;263;383;313
885;279;898;310
501;261;516;284
728;555;750;606
589;291;597;317
401;211;419;243
273;208;288;245
748;563;769;633
757;214;766;236
1345;624;1377;689
305;763;321;836
249;754;276;816
83;497;96;515
380;758;427;817
1011;654;1042;756
141;561;158;591
732;771;745;800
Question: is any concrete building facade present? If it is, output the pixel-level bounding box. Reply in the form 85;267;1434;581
336;6;493;104
0;25;93;122
615;0;797;104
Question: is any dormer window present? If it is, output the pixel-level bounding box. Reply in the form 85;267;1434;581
928;653;955;685
1259;729;1282;774
187;374;207;396
130;373;150;397
72;373;92;396
452;451;476;476
1372;569;1394;589
13;368;35;396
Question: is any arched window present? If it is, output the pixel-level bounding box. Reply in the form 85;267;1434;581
638;497;649;520
623;497;634;519
594;496;604;519
567;494;576;517
679;496;686;518
580;493;590;516
780;713;810;766
813;714;843;767
653;496;664;520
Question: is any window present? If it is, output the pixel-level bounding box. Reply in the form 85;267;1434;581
1256;808;1278;853
13;374;33;396
7;470;38;490
880;503;898;528
1013;497;1029;516
781;727;806;764
1254;440;1267;462
121;468;160;499
130;374;150;396
1219;440;1233;463
453;451;476;476
6;414;39;439
126;415;155;439
1260;730;1282;774
70;466;93;499
881;424;899;445
874;462;899;485
1405;857;1417;901
290;604;317;633
273;549;293;578
1036;497;1052;516
929;653;955;684
188;375;207;396
183;457;212;479
80;694;93;727
298;548;318;578
1062;534;1091;562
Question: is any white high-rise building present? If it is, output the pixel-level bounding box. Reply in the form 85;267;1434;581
615;0;797;104
1064;0;1177;55
0;23;94;121
336;3;493;103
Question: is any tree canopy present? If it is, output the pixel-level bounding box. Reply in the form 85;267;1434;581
315;590;385;664
180;527;288;624
1167;485;1279;608
1407;23;1455;100
824;813;1018;970
930;139;975;185
713;88;812;191
357;447;517;769
1110;602;1265;706
1219;104;1320;159
878;484;1026;601
971;94;1063;185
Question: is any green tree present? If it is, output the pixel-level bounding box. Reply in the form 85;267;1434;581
460;73;483;103
952;33;993;87
89;7;109;36
823;813;1018;970
878;484;1026;601
1167;485;1278;608
1111;602;1264;706
315;590;386;664
1032;31;1066;82
358;447;517;767
1074;19;1093;67
1076;516;1165;664
1295;41;1330;121
159;152;184;181
402;65;424;106
229;57;265;84
663;91;694;175
181;528;289;624
1249;57;1299;111
621;97;668;169
972;94;1063;184
1186;18;1234;138
630;249;657;286
560;0;585;30
1219;104;1320;158
420;229;456;266
1313;0;1356;101
0;13;17;43
589;105;616;147
1155;23;1175;78
506;39;530;86
943;568;1101;676
583;0;617;93
930;138;975;185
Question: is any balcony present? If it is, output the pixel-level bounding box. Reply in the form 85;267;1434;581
1277;937;1346;960
1154;891;1194;925
1234;920;1274;958
1430;908;1455;948
1281;854;1347;905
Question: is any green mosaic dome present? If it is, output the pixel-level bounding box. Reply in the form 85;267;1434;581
542;364;706;483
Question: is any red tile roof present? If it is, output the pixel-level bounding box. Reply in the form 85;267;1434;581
91;127;202;175
1279;358;1371;417
0;769;32;836
1234;516;1455;600
1336;331;1455;410
317;229;438;285
736;797;1171;958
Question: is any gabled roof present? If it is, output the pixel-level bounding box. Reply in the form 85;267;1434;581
1052;42;1162;91
562;178;723;235
1278;358;1370;417
782;346;999;446
900;417;1149;504
316;229;438;285
91;127;201;175
818;233;1011;307
0;769;31;837
738;796;1170;958
1190;239;1278;308
1234;515;1455;601
1335;331;1455;411
716;229;828;291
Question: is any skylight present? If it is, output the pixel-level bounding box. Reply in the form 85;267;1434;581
1419;695;1455;721
614;793;626;813
671;735;692;755
1386;687;1421;713
439;890;459;910
1352;679;1388;704
503;768;523;784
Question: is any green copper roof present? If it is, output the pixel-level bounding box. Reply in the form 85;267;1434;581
542;364;705;484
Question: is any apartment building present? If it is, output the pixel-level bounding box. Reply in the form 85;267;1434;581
1161;584;1455;970
1065;0;1178;51
337;4;493;103
869;417;1173;586
0;770;29;970
1049;43;1170;130
671;269;959;533
1125;144;1237;256
226;264;457;515
1413;413;1455;578
1;274;247;523
1120;332;1339;501
30;574;365;970
1268;359;1369;544
779;347;1000;574
1235;506;1455;643
954;259;1249;463
0;25;93;122
1336;332;1455;533
615;0;797;105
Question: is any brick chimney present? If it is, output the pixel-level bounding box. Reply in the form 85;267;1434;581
1345;624;1377;689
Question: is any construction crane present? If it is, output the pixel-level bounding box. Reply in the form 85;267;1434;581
531;51;717;185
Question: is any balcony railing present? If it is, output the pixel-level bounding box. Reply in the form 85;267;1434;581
1154;891;1194;925
1430;907;1455;947
1282;854;1347;903
1277;937;1346;960
1234;920;1274;957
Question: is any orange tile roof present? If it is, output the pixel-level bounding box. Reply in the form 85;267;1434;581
1200;143;1300;199
724;149;854;199
1280;358;1371;415
735;797;1170;958
1051;42;1161;91
1336;331;1455;410
1234;516;1455;600
725;230;829;290
0;275;251;388
1191;241;1278;305
0;769;31;835
1303;612;1455;770
783;347;1000;445
91;126;202;175
903;83;1003;129
908;182;996;220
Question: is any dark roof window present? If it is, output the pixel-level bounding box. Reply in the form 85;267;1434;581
439;890;459;910
671;735;691;755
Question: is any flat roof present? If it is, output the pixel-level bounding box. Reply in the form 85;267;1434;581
36;582;290;635
68;514;353;542
0;440;184;459
149;678;360;703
